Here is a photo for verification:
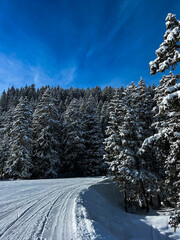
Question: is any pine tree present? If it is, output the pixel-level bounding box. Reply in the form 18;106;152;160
0;108;4;178
149;13;180;75
62;99;86;176
139;75;179;200
96;99;103;117
118;82;143;211
0;109;14;179
105;83;154;212
136;78;154;141
104;89;125;176
100;101;110;136
160;79;180;227
148;13;180;229
82;95;106;176
104;88;131;210
0;90;7;112
32;88;60;178
4;98;33;179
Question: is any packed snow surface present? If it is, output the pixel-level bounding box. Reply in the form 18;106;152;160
0;177;179;240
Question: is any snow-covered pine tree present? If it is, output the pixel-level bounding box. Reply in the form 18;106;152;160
104;89;125;176
149;13;180;230
149;13;180;75
62;98;86;176
0;90;7;112
118;82;144;211
123;81;155;212
136;78;154;142
135;78;157;209
32;88;60;178
139;74;180;208
96;99;103;117
159;79;180;229
0;108;4;178
0;109;14;179
4;98;33;179
102;86;114;102
100;101;110;136
106;82;154;212
104;88;130;210
82;95;106;176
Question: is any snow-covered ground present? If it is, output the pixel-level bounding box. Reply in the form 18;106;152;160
0;177;179;240
79;179;180;240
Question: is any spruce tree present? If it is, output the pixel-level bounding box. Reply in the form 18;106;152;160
105;83;154;212
32;88;60;178
4;98;33;179
82;95;106;176
0;90;7;112
104;88;130;210
104;89;125;176
100;101;110;136
0;109;14;179
62;98;86;176
148;13;180;229
149;13;180;75
118;82;143;211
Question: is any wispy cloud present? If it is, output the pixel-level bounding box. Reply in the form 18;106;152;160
0;53;57;93
0;52;78;93
85;0;143;59
0;53;27;92
59;66;76;86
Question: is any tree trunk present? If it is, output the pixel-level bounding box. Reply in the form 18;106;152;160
0;159;4;180
149;193;153;206
140;179;149;213
157;194;161;208
123;190;128;212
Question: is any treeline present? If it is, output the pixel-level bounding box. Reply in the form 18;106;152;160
0;85;123;179
0;83;154;179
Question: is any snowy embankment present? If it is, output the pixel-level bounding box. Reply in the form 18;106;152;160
0;178;179;240
78;179;180;240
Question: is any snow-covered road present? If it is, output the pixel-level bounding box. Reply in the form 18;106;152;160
0;177;102;240
0;177;179;240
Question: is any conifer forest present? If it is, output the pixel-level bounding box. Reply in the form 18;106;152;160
0;13;180;230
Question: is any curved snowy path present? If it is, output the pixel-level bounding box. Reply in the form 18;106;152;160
0;177;102;240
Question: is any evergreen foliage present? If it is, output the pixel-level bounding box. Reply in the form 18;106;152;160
4;98;33;179
32;88;60;178
82;95;106;176
148;13;180;230
62;98;85;176
149;13;180;75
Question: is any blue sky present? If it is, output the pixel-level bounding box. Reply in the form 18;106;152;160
0;0;180;91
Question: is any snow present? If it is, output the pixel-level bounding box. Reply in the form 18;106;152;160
174;132;180;138
0;178;101;240
161;90;180;105
0;177;179;240
80;179;180;240
156;45;168;56
166;84;180;94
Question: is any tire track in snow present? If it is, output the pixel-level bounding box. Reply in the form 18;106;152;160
0;187;62;238
0;178;102;240
0;187;65;240
48;185;83;240
0;186;60;222
35;189;70;240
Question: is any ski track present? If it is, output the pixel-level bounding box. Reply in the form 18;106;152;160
0;178;102;240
